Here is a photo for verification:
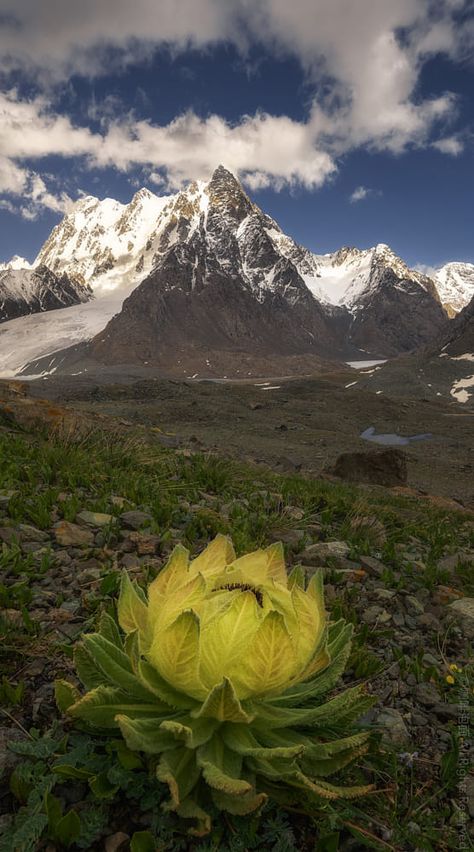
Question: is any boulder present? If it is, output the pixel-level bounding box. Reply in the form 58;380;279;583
329;448;407;487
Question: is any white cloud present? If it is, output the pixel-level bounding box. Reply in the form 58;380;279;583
432;135;464;155
350;186;370;203
0;90;337;214
349;185;382;203
0;0;471;214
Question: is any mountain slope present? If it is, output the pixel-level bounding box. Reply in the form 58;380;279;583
441;293;474;356
88;236;348;374
0;265;92;323
434;262;474;316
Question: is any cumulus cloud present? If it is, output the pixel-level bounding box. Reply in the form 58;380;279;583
432;135;464;154
350;186;369;203
0;0;471;214
0;91;336;213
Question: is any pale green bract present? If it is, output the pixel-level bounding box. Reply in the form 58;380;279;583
56;535;375;835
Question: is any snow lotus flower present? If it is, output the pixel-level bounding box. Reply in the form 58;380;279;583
57;535;374;834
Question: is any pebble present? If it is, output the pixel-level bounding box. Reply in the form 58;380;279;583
301;541;350;564
53;521;95;547
358;554;387;575
119;510;153;530
414;683;441;707
375;708;410;745
447;598;474;639
18;524;50;542
76;510;113;527
405;595;425;616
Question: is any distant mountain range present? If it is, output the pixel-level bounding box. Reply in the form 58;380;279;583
1;166;473;378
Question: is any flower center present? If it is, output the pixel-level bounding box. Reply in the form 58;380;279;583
215;582;264;607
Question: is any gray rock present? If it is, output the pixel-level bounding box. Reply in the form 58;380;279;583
414;683;441;707
271;528;305;546
301;541;349;564
422;653;439;666
119;510;153;530
418;612;441;631
0;526;17;544
53;521;94;547
0;490;17;509
411;712;429;726
362;605;386;625
76;510;113;527
447;598;474;639
405;595;425;616
120;553;141;570
432;703;461;721
438;551;474;573
18;524;49;541
375;589;397;601
21;541;46;554
359;555;387;576
375;708;410;745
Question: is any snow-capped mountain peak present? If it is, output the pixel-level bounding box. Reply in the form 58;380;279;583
434;262;474;316
34;187;175;295
0;255;33;271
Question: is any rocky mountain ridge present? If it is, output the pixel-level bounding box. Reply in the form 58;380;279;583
0;265;92;323
0;166;469;375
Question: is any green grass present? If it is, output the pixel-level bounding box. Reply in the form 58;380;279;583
0;423;473;851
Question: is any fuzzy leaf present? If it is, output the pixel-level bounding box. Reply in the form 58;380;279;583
99;612;123;648
265;542;287;584
301;744;369;777
73;644;104;690
116;715;181;754
82;633;154;700
68;685;168;728
138;659;196;709
192;677;254;723
253;685;374;729
287;565;305;590
175;798;211;837
198;590;262;692
221;723;303;760
160;716;218;748
117;572;149;640
54;680;80;714
211;787;267;815
148;544;190;601
233;610;297;699
147;610;203;700
190;534;235;579
156;747;200;810
197;736;251;796
124;630;140;673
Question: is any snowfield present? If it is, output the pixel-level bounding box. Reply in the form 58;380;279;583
0;287;134;378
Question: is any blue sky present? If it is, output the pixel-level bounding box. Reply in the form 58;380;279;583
0;0;473;269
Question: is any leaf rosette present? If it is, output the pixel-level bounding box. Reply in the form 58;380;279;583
56;535;375;834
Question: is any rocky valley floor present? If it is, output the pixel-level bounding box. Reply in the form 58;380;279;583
27;368;474;507
0;386;473;851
